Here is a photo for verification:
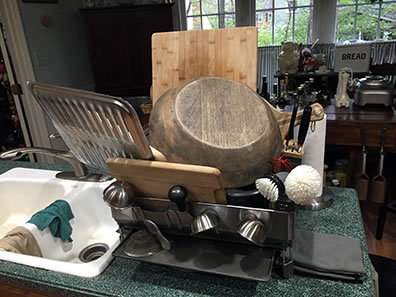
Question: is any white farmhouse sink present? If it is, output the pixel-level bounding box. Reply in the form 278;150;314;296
0;167;120;278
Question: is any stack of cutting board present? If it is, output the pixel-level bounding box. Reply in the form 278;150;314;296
151;27;258;105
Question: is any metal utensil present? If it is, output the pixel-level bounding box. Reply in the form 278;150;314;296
355;126;369;201
123;229;162;258
28;81;153;173
369;127;387;203
103;181;136;210
144;219;171;251
237;213;268;246
190;209;219;235
310;38;319;50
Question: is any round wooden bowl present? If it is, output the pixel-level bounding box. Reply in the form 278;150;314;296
149;77;282;188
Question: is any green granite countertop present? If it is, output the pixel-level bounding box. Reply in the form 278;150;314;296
0;160;376;297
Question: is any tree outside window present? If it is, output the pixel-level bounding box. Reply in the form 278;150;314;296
183;0;396;45
256;0;313;46
185;0;236;30
336;0;396;42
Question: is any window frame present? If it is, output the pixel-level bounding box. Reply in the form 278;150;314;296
184;0;237;30
255;0;313;45
178;0;396;44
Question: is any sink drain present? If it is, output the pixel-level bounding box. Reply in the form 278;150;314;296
79;243;109;263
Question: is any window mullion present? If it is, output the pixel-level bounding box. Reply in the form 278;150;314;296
218;0;221;28
272;0;275;44
179;0;187;30
292;0;296;41
200;0;203;29
219;0;225;28
376;1;382;40
353;0;358;40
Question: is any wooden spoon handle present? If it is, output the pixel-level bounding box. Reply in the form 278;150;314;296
264;101;324;140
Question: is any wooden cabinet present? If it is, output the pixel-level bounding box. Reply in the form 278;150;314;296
324;100;396;198
81;4;174;97
325;100;396;149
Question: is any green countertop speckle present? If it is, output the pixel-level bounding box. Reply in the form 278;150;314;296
0;160;375;297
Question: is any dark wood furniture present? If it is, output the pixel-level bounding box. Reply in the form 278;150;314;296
0;282;58;297
324;99;396;195
376;200;396;240
81;4;174;97
325;99;396;149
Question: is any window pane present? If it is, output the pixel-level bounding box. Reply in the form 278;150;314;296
257;11;273;46
294;7;312;44
187;16;202;30
256;0;273;10
275;0;289;8
296;0;312;6
358;0;372;3
336;5;356;42
224;13;236;28
380;3;396;40
186;0;201;16
224;0;236;12
274;8;293;44
356;4;379;40
201;0;218;15
338;0;355;4
203;15;219;29
256;10;273;24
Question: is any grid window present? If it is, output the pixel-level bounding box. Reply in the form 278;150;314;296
256;0;313;46
336;0;396;42
185;0;236;30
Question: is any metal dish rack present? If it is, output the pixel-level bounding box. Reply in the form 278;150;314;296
28;81;296;282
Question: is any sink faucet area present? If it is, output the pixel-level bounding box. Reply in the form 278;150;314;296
0;167;119;278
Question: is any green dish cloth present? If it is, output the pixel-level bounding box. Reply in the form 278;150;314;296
27;200;74;242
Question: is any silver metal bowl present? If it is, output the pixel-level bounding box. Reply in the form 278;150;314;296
191;209;219;235
237;214;268;246
103;181;135;210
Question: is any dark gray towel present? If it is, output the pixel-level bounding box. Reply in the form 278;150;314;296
292;229;366;281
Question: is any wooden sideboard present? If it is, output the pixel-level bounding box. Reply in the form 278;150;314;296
81;4;174;97
325;99;396;197
325;100;396;149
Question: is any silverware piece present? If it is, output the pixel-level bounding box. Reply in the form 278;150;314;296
144;219;171;251
237;213;268;246
103;181;135;210
191;209;219;235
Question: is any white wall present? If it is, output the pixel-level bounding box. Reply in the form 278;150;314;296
17;0;95;153
17;0;94;89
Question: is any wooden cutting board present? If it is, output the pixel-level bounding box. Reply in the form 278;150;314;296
151;27;258;105
106;157;227;204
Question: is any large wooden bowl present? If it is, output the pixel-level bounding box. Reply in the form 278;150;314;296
149;77;282;188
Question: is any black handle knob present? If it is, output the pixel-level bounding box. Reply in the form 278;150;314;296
274;194;295;212
168;185;188;212
297;105;312;146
